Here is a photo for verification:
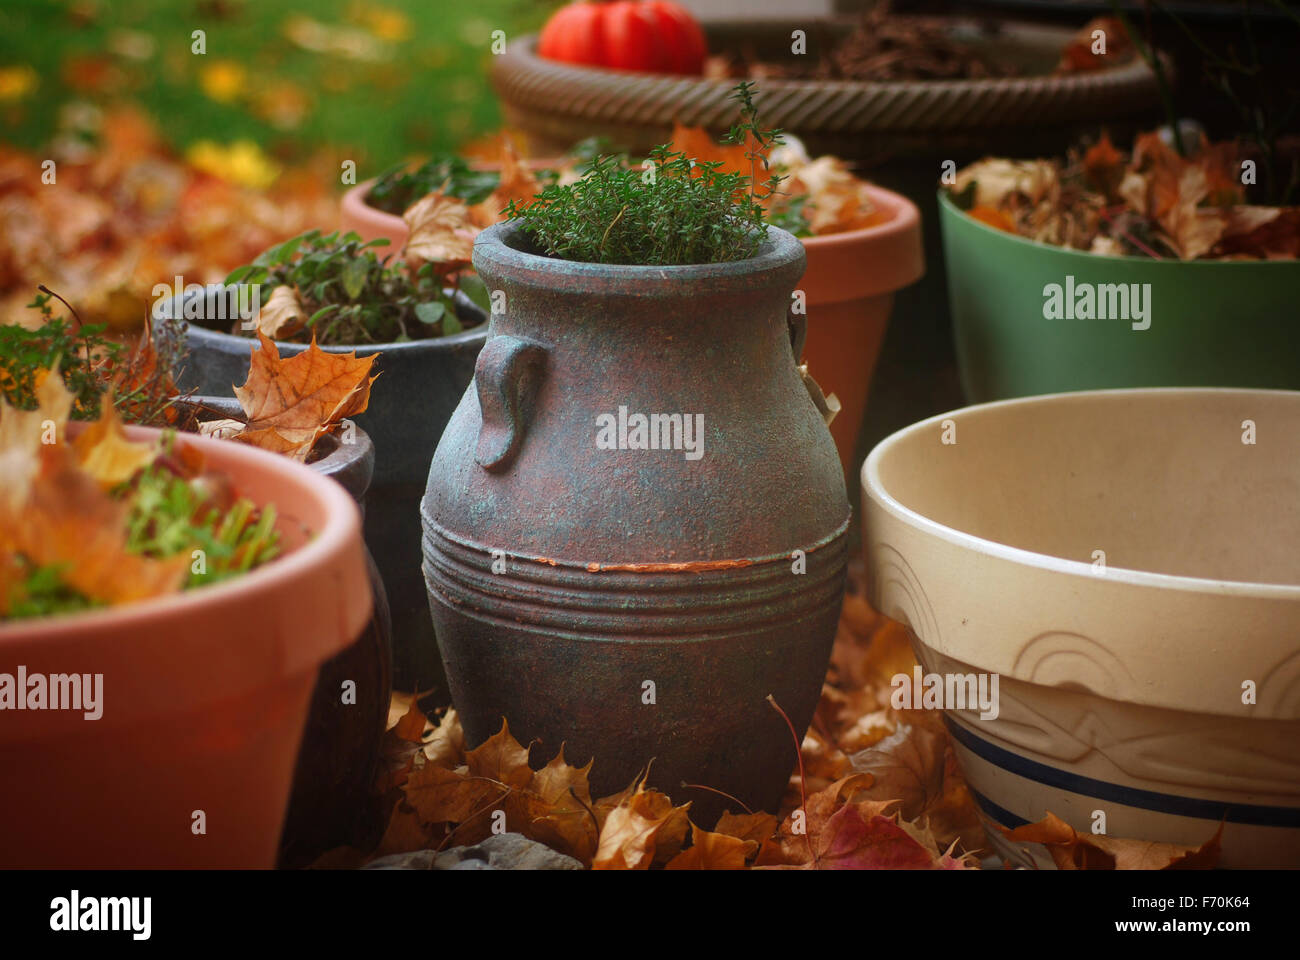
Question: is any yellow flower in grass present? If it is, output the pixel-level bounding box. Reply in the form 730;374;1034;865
199;60;246;103
360;7;412;42
0;65;37;101
186;140;281;190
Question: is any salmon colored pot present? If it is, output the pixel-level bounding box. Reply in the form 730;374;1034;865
340;179;409;248
798;184;924;474
0;426;371;868
340;158;565;249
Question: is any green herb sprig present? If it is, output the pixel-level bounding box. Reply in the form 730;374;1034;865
505;83;790;266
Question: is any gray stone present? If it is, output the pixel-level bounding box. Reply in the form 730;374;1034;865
363;833;584;871
434;833;584;871
364;849;440;870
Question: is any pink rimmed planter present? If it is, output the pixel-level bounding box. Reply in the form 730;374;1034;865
798;185;924;475
0;426;371;868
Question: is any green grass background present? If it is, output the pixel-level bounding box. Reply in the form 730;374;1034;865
0;0;549;171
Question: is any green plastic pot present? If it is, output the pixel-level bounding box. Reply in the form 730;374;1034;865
939;191;1300;402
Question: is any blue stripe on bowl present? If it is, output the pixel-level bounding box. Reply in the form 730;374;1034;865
944;714;1300;828
966;785;1030;829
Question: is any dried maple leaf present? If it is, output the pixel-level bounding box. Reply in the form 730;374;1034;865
229;333;377;461
713;810;778;847
757;772;877;866
786;154;887;234
671;122;758;178
1000;811;1223;870
0;368;73;509
665;823;756;870
966;205;1016;233
72;390;156;488
1082;131;1125;198
592;776;692;870
815;803;936;870
464;718;534;790
256;284;308;340
848;722;946;821
1217;207;1300;259
952;158;1058;210
1057;17;1130;73
0;390;185;606
529;744;593;806
373;801;436;859
404;763;505;826
422;708;465;768
403;191;476;271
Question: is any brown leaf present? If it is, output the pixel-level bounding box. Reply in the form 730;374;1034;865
592;778;691;870
255;284;308;340
232;333;377;461
464;718;534;789
3;437;187;607
713;810;778;847
1000;812;1223;870
665;822;756;870
0;368;73;509
404;763;505;825
421;708;465;769
73;391;156;488
529;744;593;806
403;190;476;269
373;801;435;859
848;723;947;820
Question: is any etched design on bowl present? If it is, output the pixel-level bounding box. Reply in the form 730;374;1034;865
1011;631;1138;701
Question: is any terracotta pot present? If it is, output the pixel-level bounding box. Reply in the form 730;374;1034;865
862;388;1300;868
185;397;393;868
163;288;487;694
798;185;924;474
0;425;371;868
422;222;851;823
340;179;408;248
339;159;566;249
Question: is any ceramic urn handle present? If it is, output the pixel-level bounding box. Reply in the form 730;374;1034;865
474;334;548;472
787;307;807;364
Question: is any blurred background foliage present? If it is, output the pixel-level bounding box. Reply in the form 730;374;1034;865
0;0;547;172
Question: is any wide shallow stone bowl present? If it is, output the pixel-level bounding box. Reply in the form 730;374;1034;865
861;388;1300;868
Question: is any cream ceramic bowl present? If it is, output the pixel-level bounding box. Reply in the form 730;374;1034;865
861;388;1300;868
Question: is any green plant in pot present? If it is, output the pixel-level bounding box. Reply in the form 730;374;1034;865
169;225;491;692
421;85;850;824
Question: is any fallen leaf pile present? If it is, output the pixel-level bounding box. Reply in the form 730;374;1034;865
999;812;1223;871
951;130;1299;260
197;334;377;462
670;123;887;236
705;9;1134;83
322;562;1226;870
0;374;185;616
0;105;337;331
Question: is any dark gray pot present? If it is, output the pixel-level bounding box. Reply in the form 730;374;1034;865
162;288;487;696
184;396;392;866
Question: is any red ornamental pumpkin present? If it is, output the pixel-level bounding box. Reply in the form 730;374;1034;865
537;0;708;75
